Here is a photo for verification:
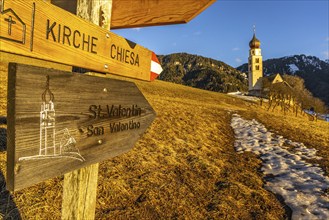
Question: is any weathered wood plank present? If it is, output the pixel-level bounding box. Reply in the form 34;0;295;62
0;52;72;72
62;163;99;220
0;0;161;81
7;63;156;191
76;0;112;30
51;0;216;29
1;52;72;188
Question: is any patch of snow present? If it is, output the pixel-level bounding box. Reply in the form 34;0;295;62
301;56;321;69
231;114;329;220
288;64;299;74
227;91;242;95
228;93;261;102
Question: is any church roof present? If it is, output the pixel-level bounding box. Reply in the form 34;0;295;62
263;74;293;90
249;33;261;49
265;73;283;84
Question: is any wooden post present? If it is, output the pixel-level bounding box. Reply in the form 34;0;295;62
61;164;99;219
61;1;112;219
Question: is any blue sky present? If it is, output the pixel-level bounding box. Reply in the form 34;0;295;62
112;0;329;67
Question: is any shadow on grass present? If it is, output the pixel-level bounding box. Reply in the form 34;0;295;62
0;116;6;152
0;128;6;152
0;120;22;219
0;116;6;125
0;172;21;220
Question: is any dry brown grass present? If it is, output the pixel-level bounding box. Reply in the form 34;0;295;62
1;70;328;219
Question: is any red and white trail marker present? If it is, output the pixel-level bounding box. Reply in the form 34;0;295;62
150;52;163;81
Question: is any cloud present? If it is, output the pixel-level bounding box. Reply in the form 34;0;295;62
132;28;141;32
232;47;240;51
235;58;242;63
322;51;329;59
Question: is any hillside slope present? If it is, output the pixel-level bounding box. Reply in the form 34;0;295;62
237;55;329;106
158;53;248;93
1;68;329;219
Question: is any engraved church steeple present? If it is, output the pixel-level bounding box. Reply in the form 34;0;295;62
40;76;56;155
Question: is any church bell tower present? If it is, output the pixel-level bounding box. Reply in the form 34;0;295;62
248;26;263;95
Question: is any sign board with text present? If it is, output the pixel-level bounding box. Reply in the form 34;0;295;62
0;0;162;81
7;63;156;191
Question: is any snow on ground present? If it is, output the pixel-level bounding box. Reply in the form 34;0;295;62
288;64;299;74
231;114;329;220
227;93;262;103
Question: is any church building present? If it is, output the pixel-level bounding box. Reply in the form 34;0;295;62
246;27;287;98
248;28;263;96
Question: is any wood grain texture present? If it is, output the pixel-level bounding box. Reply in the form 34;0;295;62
6;63;156;191
76;0;112;30
61;163;99;220
1;51;72;191
61;1;112;219
0;0;154;81
51;0;216;29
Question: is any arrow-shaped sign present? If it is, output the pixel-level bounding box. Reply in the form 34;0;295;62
7;63;157;191
0;0;162;81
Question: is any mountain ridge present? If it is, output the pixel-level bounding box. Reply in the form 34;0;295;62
158;53;328;107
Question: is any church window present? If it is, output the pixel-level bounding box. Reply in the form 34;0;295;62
255;65;260;70
255;58;259;63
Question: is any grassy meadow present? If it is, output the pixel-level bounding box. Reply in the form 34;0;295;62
1;62;329;219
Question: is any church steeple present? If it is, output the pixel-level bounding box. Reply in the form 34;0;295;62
248;26;263;95
249;26;261;49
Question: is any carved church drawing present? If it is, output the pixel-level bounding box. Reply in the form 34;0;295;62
19;76;85;162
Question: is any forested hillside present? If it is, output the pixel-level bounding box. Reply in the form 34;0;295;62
158;53;248;93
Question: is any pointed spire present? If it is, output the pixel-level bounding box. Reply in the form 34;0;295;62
249;25;261;49
42;75;54;102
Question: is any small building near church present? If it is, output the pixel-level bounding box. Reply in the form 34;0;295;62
266;73;284;84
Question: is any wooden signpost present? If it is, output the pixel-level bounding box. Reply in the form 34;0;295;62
0;0;162;81
1;0;216;218
7;63;156;191
52;0;217;29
